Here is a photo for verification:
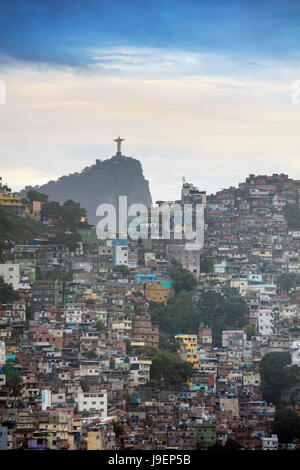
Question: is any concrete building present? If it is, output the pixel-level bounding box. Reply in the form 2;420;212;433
112;239;128;266
167;244;201;280
0;264;20;290
76;391;107;416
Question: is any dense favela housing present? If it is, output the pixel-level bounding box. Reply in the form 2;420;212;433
3;170;300;450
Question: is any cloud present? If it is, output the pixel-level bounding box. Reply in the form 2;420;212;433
1;43;300;204
1;0;300;69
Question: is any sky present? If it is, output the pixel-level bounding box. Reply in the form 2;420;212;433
1;0;300;203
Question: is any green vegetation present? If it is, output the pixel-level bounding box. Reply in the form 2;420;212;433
260;352;300;404
0;276;19;302
26;189;48;203
124;338;132;354
131;290;144;297
4;362;24;400
6;374;24;397
139;346;194;387
170;261;197;295
244;324;257;340
283;204;300;230
277;272;300;291
94;321;105;331
83;350;98;359
113;421;125;437
158;335;180;353
3;361;18;379
200;253;213;273
0;197;87;251
0;206;48;243
51;230;82;251
150;289;249;347
113;265;130;276
209;438;243;451
195;292;249;346
41;198;89;231
272;406;300;443
150;290;198;337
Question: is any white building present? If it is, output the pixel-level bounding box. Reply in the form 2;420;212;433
76;391;107;416
0;264;20;290
42;389;52;411
258;309;274;337
114;246;128;266
65;307;83;324
80;363;101;378
0;341;5;366
129;356;152;387
222;330;246;349
279;304;298;321
261;434;278;450
291;341;300;366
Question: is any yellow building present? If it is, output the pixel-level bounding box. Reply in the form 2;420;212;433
230;279;249;295
0;178;25;216
111;320;132;332
0;193;23;207
175;334;200;369
145;282;169;304
87;430;103;450
144;252;156;266
84;293;101;300
242;371;261;386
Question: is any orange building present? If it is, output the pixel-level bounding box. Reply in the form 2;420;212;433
145;282;169;304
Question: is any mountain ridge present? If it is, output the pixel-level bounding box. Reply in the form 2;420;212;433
22;153;152;226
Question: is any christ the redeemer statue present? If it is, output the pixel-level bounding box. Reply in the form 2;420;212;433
114;136;125;155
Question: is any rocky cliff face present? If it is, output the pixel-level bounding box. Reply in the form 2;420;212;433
24;154;152;226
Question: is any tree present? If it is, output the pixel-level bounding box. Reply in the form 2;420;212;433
158;335;180;353
53;230;81;251
141;346;194;387
223;438;243;450
132;290;144;297
200;253;213;273
244;324;256;341
6;373;24;404
170;261;197;295
124;339;132;354
272;406;300;443
113;421;125;437
260;352;300;404
278;273;299;291
194;291;249;346
0;276;19;302
150;290;249;347
283;204;300;230
41;198;89;230
208;438;243;450
150;290;197;337
59;199;88;230
0;207;11;250
145;379;158;388
113;265;130;276
26;189;48;203
84;350;97;360
41;200;60;224
94;321;105;332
